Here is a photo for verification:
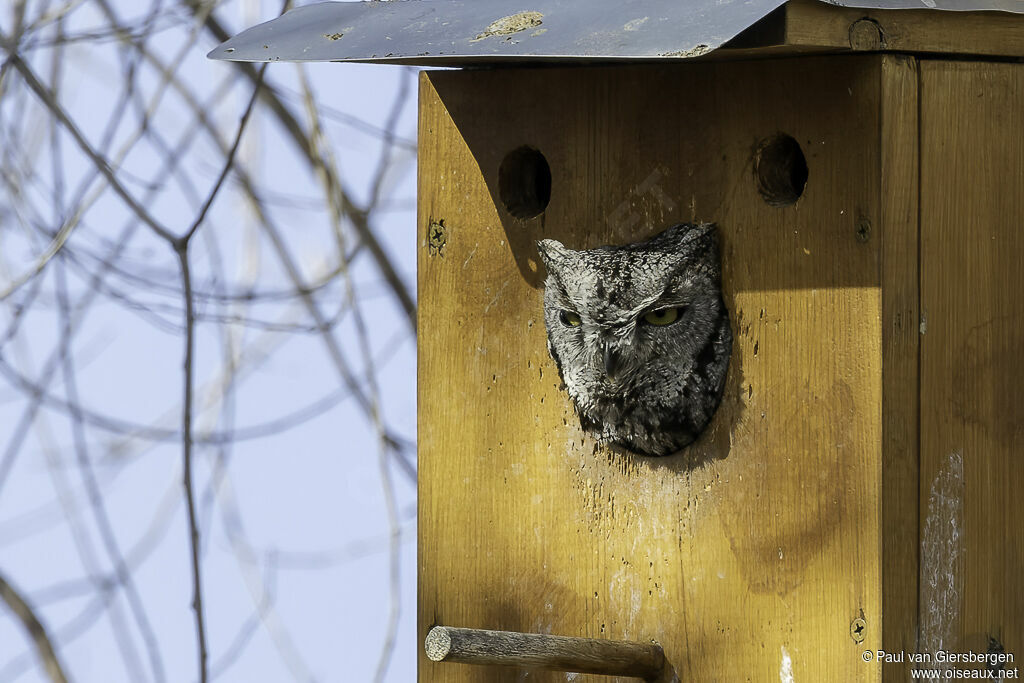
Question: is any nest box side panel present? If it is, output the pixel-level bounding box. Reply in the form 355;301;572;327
918;60;1024;669
419;58;886;681
878;55;922;683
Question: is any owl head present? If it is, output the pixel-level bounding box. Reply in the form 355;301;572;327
536;222;732;456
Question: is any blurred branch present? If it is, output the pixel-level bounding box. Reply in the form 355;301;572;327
0;40;177;244
181;0;417;333
1;3;418;682
87;2;411;473
208;555;276;679
0;328;415;449
294;60;405;683
55;261;167;683
215;466;316;681
0;570;70;683
368;68;414;208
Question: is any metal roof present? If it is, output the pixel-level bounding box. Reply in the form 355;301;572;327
206;0;1024;65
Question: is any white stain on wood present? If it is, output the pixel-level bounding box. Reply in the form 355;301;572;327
919;450;964;662
779;646;794;683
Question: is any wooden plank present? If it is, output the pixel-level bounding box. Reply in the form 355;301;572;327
918;60;1024;672
878;54;921;683
762;0;1024;59
418;56;885;681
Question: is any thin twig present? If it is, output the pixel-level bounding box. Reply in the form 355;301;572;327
1;5;418;683
215;470;316;681
170;64;267;673
1;42;177;243
0;570;70;683
176;244;208;683
178;64;266;246
182;1;418;332
295;62;405;682
55;260;168;683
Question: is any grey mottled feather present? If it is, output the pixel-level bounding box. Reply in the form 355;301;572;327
537;222;732;457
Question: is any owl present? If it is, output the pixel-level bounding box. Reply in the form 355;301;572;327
537;222;732;457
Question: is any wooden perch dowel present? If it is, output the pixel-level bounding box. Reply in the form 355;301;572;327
424;625;665;680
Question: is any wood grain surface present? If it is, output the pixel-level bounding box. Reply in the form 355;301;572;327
779;0;1024;59
425;626;664;679
418;55;890;682
918;60;1024;673
879;54;921;683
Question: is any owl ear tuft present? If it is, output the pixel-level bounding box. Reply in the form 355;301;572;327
536;239;570;274
662;221;716;246
665;222;720;261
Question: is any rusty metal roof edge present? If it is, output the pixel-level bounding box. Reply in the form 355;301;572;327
205;0;1024;66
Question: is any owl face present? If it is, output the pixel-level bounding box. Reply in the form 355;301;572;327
537;222;732;456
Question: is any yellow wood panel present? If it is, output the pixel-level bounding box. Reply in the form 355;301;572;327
419;57;885;682
919;61;1024;669
878;55;921;683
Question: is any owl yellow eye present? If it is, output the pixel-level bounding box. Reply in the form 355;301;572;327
642;307;681;326
559;310;582;327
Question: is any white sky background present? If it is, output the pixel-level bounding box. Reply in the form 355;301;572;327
0;1;419;681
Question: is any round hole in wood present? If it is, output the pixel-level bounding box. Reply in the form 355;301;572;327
754;134;808;207
499;146;551;219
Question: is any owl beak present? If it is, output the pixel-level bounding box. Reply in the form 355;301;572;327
603;343;622;380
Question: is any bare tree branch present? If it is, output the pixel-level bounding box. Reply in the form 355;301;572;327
173;64;266;683
1;3;418;682
176;243;209;683
0;39;177;244
181;0;417;333
55;260;168;683
0;569;70;683
179;65;266;246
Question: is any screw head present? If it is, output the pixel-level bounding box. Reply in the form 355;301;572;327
856;218;871;243
850;617;867;643
428;219;447;255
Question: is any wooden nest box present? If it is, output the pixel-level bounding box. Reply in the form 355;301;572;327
212;1;1024;680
